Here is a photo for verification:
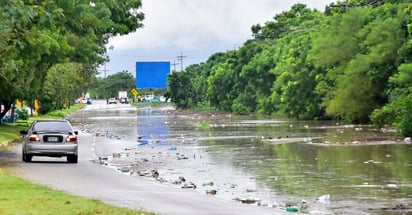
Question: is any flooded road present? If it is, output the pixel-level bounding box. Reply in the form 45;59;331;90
69;100;412;214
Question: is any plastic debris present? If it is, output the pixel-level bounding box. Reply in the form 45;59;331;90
206;189;217;195
387;184;398;188
181;182;196;189
235;197;261;204
286;206;298;212
317;194;331;204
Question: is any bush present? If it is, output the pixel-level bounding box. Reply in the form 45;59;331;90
16;108;29;120
372;95;412;137
232;100;251;115
395;96;412;137
370;103;398;128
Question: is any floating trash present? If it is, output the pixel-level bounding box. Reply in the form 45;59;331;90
138;140;149;146
317;194;331;204
181;182;196;189
387;184;398;188
206;189;217;195
364;160;382;164
235;197;261;204
202;181;214;186
286;206;299;212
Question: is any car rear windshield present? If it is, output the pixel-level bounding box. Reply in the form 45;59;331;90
33;121;73;133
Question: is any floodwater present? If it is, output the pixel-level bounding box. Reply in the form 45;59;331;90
69;101;412;215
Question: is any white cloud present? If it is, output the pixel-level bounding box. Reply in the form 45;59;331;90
101;0;334;76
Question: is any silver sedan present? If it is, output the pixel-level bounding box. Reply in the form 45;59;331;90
20;120;79;163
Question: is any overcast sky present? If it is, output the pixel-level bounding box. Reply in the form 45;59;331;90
99;0;334;77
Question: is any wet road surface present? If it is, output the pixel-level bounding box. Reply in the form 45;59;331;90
1;100;293;215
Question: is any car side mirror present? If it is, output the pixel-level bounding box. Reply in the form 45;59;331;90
74;131;79;135
20;130;28;135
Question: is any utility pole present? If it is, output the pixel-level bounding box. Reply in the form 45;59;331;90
177;51;186;71
171;59;179;72
345;0;349;12
101;63;109;78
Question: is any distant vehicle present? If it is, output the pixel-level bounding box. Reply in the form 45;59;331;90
120;97;129;104
108;98;117;104
118;91;128;99
20;120;79;163
81;98;92;104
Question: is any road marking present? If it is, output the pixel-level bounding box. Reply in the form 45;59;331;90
91;135;98;160
103;189;199;194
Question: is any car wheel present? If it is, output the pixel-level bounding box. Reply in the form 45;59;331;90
22;150;32;162
22;149;26;162
67;155;78;163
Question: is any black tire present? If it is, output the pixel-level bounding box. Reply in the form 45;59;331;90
22;150;26;162
22;153;33;163
26;154;32;162
67;155;78;163
22;150;32;162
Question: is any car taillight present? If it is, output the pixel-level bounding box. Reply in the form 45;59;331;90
66;135;77;142
29;135;40;141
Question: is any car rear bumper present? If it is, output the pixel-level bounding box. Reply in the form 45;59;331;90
25;143;78;156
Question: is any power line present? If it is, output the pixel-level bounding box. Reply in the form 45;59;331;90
100;63;109;78
177;51;186;71
171;59;179;72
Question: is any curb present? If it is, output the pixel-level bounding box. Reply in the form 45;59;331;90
0;137;21;149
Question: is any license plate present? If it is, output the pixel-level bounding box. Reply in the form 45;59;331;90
47;136;58;142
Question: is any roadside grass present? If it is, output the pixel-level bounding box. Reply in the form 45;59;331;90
0;124;27;148
0;104;84;151
0;104;156;215
31;103;85;120
0;170;155;215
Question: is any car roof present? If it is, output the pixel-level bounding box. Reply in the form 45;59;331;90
34;119;69;123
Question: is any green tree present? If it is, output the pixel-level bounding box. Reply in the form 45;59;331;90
40;63;87;113
167;71;194;108
371;4;412;135
94;71;136;99
311;5;404;122
0;0;144;119
207;60;236;111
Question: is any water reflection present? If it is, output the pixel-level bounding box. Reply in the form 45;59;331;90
202;137;412;214
136;109;170;145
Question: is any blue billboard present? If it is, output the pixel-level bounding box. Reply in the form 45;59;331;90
136;61;170;88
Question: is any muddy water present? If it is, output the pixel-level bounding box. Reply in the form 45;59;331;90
69;102;412;215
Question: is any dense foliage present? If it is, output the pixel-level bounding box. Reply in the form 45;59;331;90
167;1;412;136
0;0;144;118
90;71;136;99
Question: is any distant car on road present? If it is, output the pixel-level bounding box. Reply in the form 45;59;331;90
20;120;79;163
108;98;117;104
120;97;129;104
81;98;92;104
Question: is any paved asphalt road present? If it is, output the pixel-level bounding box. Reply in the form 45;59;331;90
1;103;293;215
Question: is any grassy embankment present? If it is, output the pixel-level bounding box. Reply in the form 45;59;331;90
0;104;155;215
